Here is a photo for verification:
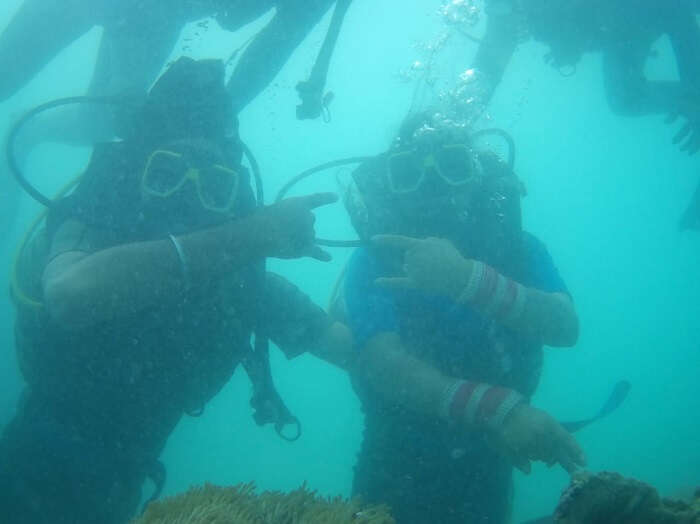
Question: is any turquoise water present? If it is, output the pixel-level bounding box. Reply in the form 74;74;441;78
0;1;698;522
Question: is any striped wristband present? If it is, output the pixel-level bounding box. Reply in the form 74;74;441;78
458;261;527;321
442;379;523;429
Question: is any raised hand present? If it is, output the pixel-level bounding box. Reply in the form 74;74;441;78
256;192;338;261
371;235;473;299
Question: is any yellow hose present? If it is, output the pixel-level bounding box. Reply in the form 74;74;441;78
10;174;83;310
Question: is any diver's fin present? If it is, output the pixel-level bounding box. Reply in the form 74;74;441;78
561;380;630;433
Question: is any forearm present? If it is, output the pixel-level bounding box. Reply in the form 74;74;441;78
45;216;270;327
357;333;448;416
307;321;356;369
356;333;522;428
227;8;325;112
450;260;578;346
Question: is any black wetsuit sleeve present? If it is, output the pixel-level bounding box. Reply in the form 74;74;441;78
259;272;332;358
471;3;520;104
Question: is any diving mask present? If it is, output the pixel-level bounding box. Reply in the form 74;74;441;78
141;149;240;214
386;143;481;194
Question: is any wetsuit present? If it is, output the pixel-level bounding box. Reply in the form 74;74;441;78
344;235;569;524
0;142;331;524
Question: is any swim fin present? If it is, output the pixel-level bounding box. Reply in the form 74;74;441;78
561;380;630;433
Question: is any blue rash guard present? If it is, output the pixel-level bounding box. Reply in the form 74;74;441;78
344;232;570;524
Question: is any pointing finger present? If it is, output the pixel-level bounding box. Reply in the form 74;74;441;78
297;192;339;210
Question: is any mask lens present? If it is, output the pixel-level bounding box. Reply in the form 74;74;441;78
387;151;425;193
197;165;238;211
143;151;188;196
435;145;473;185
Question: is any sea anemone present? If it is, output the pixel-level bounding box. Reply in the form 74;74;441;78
132;482;395;524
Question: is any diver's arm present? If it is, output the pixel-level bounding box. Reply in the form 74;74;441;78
0;0;93;102
226;0;334;112
480;285;578;347
356;332;453;416
448;257;579;347
43;218;270;329
469;3;520;108
372;236;578;347
44;194;336;329
355;331;585;473
258;272;356;369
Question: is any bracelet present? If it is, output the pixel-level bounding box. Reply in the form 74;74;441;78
458;261;485;303
168;234;191;291
458;261;528;322
445;380;523;430
486;390;524;429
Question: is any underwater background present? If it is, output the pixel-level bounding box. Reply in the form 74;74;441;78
0;1;698;522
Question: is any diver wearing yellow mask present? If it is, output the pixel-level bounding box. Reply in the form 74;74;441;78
1;57;350;524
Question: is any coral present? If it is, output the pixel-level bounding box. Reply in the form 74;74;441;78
554;471;700;524
132;482;395;524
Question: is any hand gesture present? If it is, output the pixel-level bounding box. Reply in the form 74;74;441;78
371;235;472;299
256;192;337;261
489;403;586;474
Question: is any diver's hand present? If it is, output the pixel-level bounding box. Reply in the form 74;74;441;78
489;404;586;475
666;93;700;154
372;235;473;299
254;193;338;261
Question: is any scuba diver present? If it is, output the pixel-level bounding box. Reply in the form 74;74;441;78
0;56;355;524
333;111;585;524
470;0;700;151
465;0;700;231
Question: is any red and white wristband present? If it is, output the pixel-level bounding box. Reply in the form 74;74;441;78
439;379;523;430
458;261;527;321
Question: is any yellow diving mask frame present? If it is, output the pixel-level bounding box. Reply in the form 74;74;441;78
141;149;240;214
386;143;481;194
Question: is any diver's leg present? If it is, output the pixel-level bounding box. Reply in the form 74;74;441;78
603;35;687;117
15;9;185;149
0;0;94;102
226;0;335;112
